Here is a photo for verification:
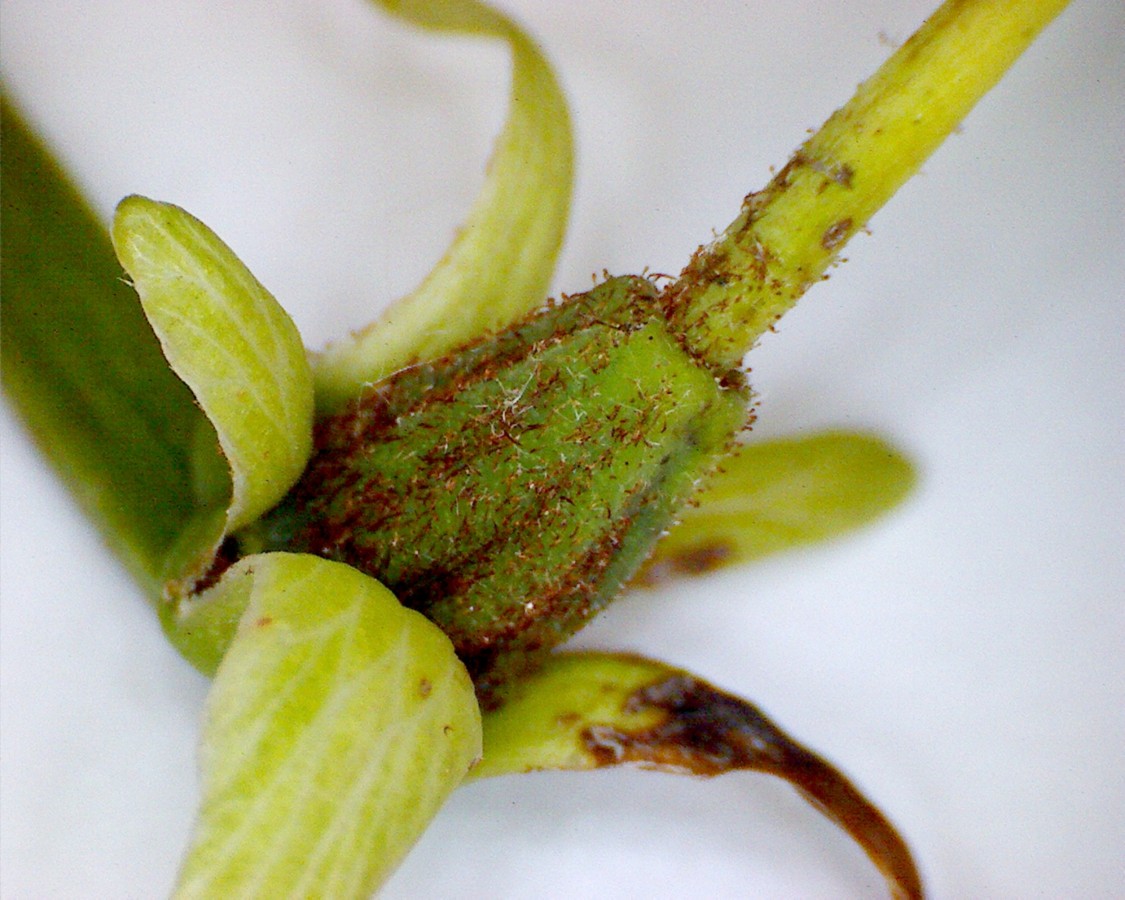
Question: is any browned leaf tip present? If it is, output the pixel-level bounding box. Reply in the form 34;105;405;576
582;673;923;900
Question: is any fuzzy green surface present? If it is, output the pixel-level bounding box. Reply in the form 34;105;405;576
257;277;748;696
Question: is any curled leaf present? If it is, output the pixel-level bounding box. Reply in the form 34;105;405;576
111;197;314;577
174;553;482;898
313;0;573;413
637;431;915;584
477;652;921;900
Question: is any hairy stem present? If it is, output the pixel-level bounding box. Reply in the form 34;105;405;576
662;0;1070;368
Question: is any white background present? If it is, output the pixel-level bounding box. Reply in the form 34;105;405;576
2;1;1122;897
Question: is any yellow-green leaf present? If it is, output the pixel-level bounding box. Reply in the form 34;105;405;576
637;432;915;584
312;0;573;413
174;553;482;898
111;197;314;554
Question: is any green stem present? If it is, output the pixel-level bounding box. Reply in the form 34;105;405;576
663;0;1070;368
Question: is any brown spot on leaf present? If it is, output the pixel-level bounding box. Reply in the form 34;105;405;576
673;541;734;576
582;673;923;900
418;678;433;699
631;540;735;587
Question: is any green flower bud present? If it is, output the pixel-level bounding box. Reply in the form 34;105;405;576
251;277;748;700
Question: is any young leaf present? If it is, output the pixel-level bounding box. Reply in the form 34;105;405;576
111;197;315;564
313;0;573;413
638;432;916;584
174;553;482;898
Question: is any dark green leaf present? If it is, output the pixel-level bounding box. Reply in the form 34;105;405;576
1;96;214;593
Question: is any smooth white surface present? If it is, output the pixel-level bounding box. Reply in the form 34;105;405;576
2;1;1122;897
